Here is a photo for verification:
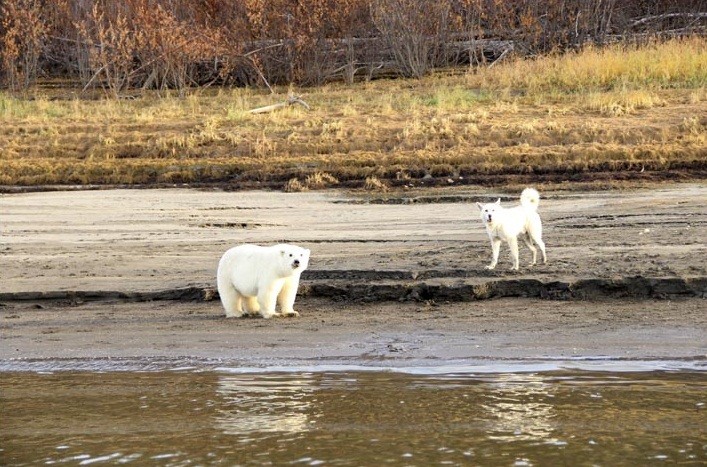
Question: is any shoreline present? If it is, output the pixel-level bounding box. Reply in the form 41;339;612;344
2;297;705;369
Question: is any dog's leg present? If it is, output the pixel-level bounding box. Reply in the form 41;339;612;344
531;232;547;264
523;232;538;265
537;238;547;264
528;220;547;265
508;237;520;270
486;238;501;270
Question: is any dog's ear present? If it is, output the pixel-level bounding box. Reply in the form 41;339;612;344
495;198;501;205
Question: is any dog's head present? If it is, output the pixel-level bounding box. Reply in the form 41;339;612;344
476;199;501;224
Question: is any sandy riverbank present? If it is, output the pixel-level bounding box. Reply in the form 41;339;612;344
1;184;705;368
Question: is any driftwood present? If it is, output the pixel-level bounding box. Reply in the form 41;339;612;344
249;95;311;114
631;12;707;28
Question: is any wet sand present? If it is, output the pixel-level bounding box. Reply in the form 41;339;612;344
1;184;706;367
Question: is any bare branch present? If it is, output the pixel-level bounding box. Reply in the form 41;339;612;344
631;13;707;28
487;45;514;69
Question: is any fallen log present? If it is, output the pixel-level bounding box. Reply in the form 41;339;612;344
249;95;311;114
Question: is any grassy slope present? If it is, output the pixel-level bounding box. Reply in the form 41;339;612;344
0;39;705;190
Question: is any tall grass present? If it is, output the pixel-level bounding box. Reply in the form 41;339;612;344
468;38;707;92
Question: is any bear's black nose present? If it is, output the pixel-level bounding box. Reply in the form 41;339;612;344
293;259;300;266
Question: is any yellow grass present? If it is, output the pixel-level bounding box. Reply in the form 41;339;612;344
468;37;707;92
0;38;705;188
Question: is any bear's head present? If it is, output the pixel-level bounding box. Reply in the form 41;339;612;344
278;244;310;277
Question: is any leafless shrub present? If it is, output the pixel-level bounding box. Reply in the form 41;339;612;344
76;4;138;97
0;0;47;91
370;0;451;78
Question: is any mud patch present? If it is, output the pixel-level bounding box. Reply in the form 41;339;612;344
197;222;265;229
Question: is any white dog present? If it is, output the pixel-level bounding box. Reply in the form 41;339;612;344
476;188;547;270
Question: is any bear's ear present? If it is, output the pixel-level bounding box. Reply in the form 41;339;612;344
495;198;501;204
280;250;286;256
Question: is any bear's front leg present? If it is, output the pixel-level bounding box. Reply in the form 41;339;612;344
278;275;301;317
244;296;261;316
257;282;282;319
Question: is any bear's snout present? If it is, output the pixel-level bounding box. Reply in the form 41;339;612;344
293;259;300;268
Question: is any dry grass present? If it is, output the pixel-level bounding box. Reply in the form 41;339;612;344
0;39;705;189
468;37;707;92
363;176;389;192
284;171;339;192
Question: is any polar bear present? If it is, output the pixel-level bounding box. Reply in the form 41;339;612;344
217;243;310;319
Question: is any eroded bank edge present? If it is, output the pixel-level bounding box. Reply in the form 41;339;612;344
2;275;705;305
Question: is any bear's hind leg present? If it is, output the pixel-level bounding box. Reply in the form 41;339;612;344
217;268;246;317
219;285;245;318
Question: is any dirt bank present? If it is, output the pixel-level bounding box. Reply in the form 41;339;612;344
1;184;705;367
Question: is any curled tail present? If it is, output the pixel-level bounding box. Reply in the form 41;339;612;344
520;187;540;211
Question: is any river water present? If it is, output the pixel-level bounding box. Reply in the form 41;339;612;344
1;361;705;466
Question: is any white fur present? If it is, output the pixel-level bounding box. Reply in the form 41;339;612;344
217;243;310;319
476;188;547;271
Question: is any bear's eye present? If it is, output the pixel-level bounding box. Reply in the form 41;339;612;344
289;254;293;257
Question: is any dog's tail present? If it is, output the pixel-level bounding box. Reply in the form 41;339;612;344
520;187;540;211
